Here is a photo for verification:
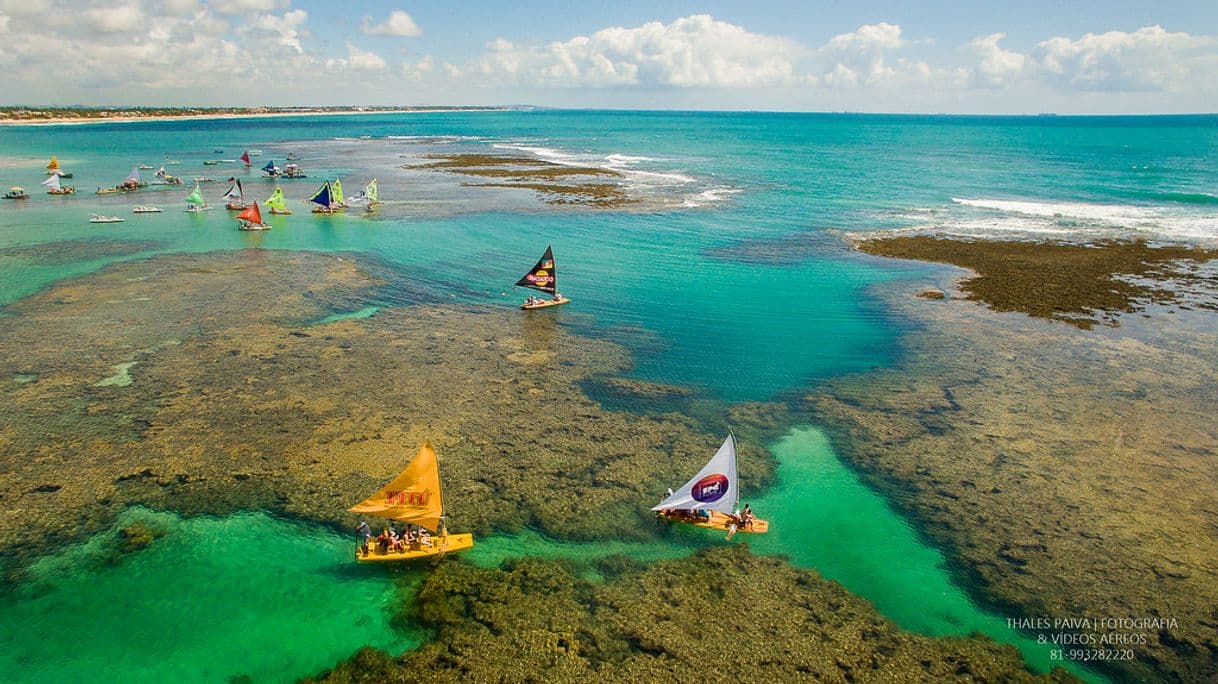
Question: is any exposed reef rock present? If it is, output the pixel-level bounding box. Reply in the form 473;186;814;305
305;547;1075;683
806;268;1218;682
0;250;773;577
410;153;636;207
852;236;1218;329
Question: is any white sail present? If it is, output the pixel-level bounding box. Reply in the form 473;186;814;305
41;174;61;191
126;166;141;183
222;181;242;200
652;434;738;515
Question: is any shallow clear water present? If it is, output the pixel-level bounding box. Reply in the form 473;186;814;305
0;509;420;684
3;111;1213;681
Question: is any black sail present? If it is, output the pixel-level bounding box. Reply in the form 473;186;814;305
515;245;557;294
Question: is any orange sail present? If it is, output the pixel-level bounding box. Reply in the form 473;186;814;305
349;441;445;531
236;201;263;224
47;155;60;171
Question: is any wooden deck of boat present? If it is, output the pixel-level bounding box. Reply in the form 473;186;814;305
521;298;570;310
660;510;769;534
355;533;474;562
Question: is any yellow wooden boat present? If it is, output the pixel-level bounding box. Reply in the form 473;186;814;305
350;441;473;562
653;433;769;538
516;245;569;310
521;296;570;310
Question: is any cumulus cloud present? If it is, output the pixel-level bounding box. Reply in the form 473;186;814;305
815;23;948;88
326;43;387;71
363;10;422;37
83;2;145;33
210;0;287;15
474;14;800;88
250;9;308;53
1033;26;1214;91
967;33;1028;88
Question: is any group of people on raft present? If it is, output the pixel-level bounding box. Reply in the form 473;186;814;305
657;501;757;535
355;520;436;556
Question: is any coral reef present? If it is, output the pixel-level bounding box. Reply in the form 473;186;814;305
806;268;1218;681
852;236;1218;329
305;547;1075;683
0;250;773;576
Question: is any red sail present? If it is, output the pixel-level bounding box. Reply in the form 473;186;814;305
241;151;251;166
237;201;262;224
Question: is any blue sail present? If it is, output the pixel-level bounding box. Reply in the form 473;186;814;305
263;160;276;172
308;180;332;207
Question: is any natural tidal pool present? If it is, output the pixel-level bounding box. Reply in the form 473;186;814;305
0;429;1097;683
0;509;420;684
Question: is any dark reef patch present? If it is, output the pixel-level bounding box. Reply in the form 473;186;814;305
852;236;1218;329
304;547;1075;684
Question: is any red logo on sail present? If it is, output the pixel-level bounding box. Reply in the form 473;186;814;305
385;489;431;506
691;474;729;503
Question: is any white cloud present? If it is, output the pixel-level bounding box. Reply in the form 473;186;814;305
967;33;1027;88
401;54;434;81
250;9;307;52
363;10;422;37
83;2;145;33
0;13;9;33
1033;25;1214;92
209;0;287;15
475;14;800;88
326;43;387;72
818;22;920;87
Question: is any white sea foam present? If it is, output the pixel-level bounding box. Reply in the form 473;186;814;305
924;197;1218;245
681;187;743;208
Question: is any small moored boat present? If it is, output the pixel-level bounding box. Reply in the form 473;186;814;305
46;155;73;178
90;214;125;223
222;178;249;210
265;186;292;215
517;246;569;309
184;183;210;212
235;201;270;231
653;433;768;539
307;180;338;213
3;187;30;199
133;205;162;213
42;175;75;195
351;441;474;562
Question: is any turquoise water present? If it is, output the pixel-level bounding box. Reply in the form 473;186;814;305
2;111;1215;681
0;509;420;684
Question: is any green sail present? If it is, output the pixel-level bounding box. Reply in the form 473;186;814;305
332;179;345;205
365;179;378;203
185;184;205;206
266;187;287;211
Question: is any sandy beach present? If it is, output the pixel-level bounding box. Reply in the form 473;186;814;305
0;107;516;127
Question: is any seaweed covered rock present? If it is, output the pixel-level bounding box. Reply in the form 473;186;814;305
0;251;777;573
806;268;1218;682
306;547;1075;683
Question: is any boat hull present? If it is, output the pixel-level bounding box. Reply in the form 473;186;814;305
521;298;570;310
355;533;474;562
659;510;769;534
238;222;271;231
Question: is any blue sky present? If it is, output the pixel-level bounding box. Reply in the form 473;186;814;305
1;1;1216;112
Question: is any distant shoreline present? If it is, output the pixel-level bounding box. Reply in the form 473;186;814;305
0;107;519;126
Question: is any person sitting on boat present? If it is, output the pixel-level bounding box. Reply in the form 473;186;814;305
356;521;372;555
389;530;404;552
376;529;391;554
740;503;754;528
553;292;564;301
418;529;432;548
